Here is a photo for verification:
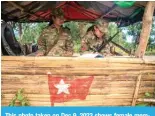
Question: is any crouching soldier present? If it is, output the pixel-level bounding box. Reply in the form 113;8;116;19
81;19;115;56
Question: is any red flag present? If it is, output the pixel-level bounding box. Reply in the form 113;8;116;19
47;73;94;105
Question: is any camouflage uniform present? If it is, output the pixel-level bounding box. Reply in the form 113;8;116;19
37;26;73;56
37;9;73;56
81;19;115;56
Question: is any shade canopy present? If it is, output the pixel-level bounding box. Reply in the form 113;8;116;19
1;1;155;26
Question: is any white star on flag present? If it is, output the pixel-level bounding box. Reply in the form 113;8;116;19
54;79;70;94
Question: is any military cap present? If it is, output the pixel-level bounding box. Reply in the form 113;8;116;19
94;18;109;33
51;8;64;17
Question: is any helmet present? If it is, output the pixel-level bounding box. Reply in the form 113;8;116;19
51;8;64;17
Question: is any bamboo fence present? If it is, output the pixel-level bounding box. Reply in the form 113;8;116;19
1;56;155;106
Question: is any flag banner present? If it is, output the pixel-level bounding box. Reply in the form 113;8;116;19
2;107;155;116
47;73;94;105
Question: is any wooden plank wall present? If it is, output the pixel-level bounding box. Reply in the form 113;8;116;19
1;56;155;106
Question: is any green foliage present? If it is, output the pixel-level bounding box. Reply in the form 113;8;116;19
145;92;151;97
136;88;155;106
9;89;30;106
1;93;4;99
14;22;48;44
124;16;155;55
145;50;155;55
136;103;149;106
63;21;80;40
108;22;132;55
108;22;123;43
73;40;81;53
63;21;93;53
63;21;81;53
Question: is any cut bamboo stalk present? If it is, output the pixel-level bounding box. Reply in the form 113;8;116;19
132;74;142;106
2;68;155;75
2;94;138;99
137;98;155;103
2;80;155;88
2;62;155;69
3;98;132;104
1;74;155;81
0;88;135;94
2;56;155;64
2;100;131;106
2;87;153;94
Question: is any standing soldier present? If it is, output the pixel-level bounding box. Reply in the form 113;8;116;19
81;19;115;56
36;8;73;56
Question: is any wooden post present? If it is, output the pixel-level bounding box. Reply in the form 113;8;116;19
131;74;142;106
135;1;155;58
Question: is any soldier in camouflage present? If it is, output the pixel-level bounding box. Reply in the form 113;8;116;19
36;8;73;56
81;19;115;56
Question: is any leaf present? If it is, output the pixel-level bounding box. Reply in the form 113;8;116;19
25;100;30;106
9;102;14;106
21;101;26;106
9;99;16;106
136;103;149;106
17;93;24;101
18;88;23;94
1;94;4;99
145;92;151;97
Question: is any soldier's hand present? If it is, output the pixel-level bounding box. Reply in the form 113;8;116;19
64;51;73;57
36;52;44;56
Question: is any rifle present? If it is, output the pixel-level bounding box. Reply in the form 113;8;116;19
95;31;120;52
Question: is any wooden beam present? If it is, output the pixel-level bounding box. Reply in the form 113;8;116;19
135;2;155;7
8;1;24;11
6;2;36;16
135;2;148;7
7;1;41;20
135;1;155;58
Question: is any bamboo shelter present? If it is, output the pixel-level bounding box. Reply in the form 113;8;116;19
1;56;155;106
1;1;155;106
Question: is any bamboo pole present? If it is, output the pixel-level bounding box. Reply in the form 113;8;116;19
2;100;132;106
132;74;142;106
2;56;155;64
2;68;155;75
3;61;155;68
135;1;155;58
1;94;140;99
137;98;155;103
2;87;154;95
7;1;42;20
